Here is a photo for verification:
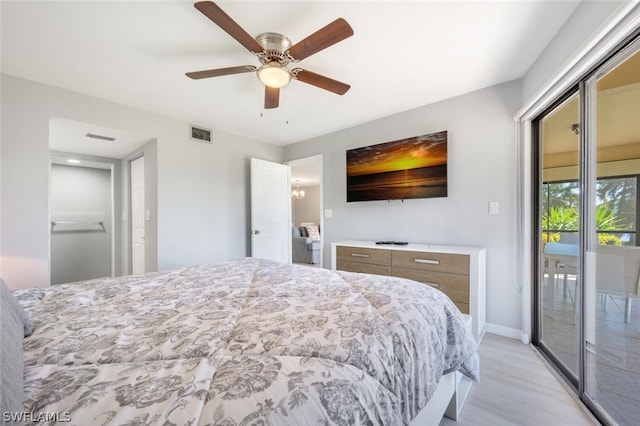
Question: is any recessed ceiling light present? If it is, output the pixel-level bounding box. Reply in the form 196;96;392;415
67;159;81;164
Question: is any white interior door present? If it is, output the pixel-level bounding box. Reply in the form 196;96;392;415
131;156;145;274
251;158;291;262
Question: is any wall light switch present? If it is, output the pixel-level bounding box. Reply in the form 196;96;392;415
145;209;151;221
489;201;499;215
325;209;333;218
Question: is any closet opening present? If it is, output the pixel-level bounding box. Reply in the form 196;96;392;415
50;157;115;284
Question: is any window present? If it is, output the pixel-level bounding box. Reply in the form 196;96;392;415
542;176;638;246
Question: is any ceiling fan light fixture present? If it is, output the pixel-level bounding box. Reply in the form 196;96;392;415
257;62;291;88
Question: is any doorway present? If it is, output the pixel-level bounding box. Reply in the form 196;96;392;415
288;155;323;267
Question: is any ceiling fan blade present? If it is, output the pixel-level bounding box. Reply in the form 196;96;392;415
293;69;350;95
264;86;280;109
287;18;353;62
186;65;256;79
194;1;264;54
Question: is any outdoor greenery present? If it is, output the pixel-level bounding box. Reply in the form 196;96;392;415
542;177;637;246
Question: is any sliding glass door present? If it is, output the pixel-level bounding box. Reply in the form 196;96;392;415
537;91;581;382
583;42;640;425
534;37;640;425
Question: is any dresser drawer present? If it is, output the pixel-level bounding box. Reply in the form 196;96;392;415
337;261;391;276
392;268;469;305
392;250;469;275
336;246;391;266
452;301;470;315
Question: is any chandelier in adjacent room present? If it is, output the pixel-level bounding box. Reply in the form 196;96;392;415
291;180;305;200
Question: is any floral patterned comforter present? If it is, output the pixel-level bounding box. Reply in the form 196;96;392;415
16;258;478;425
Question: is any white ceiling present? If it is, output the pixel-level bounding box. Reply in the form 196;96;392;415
1;0;581;147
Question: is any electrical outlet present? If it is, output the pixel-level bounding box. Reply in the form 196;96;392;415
489;201;499;215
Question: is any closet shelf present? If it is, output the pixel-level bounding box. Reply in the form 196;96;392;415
51;220;106;232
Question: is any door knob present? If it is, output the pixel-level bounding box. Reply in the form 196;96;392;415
253;229;261;235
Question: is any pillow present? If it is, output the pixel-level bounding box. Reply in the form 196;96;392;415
0;279;33;337
305;224;321;242
0;278;29;418
299;227;309;238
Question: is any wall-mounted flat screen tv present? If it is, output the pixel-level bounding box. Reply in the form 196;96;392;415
346;130;447;202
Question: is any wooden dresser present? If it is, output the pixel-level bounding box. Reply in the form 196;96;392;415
331;241;486;341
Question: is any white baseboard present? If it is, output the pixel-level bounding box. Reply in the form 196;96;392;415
485;322;530;344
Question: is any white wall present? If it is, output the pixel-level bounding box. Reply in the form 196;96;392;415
284;79;523;331
522;0;628;104
292;185;321;226
0;74;282;289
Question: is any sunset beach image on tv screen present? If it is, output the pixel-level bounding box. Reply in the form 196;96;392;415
346;131;447;202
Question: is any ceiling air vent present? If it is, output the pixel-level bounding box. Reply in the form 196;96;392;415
190;125;212;143
86;133;115;141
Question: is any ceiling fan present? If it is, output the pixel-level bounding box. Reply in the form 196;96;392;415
186;1;354;109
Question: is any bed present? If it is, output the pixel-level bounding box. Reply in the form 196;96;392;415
10;257;478;425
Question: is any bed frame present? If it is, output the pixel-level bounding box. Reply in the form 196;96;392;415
410;314;474;425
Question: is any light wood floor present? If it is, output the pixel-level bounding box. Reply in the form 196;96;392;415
542;279;640;425
440;333;599;426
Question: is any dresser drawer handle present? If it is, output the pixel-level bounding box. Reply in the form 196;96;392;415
351;253;371;258
414;258;439;265
425;282;440;288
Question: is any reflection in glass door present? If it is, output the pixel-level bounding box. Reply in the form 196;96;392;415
583;44;640;426
537;92;581;381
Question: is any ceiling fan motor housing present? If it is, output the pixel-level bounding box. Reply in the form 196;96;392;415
256;32;293;65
